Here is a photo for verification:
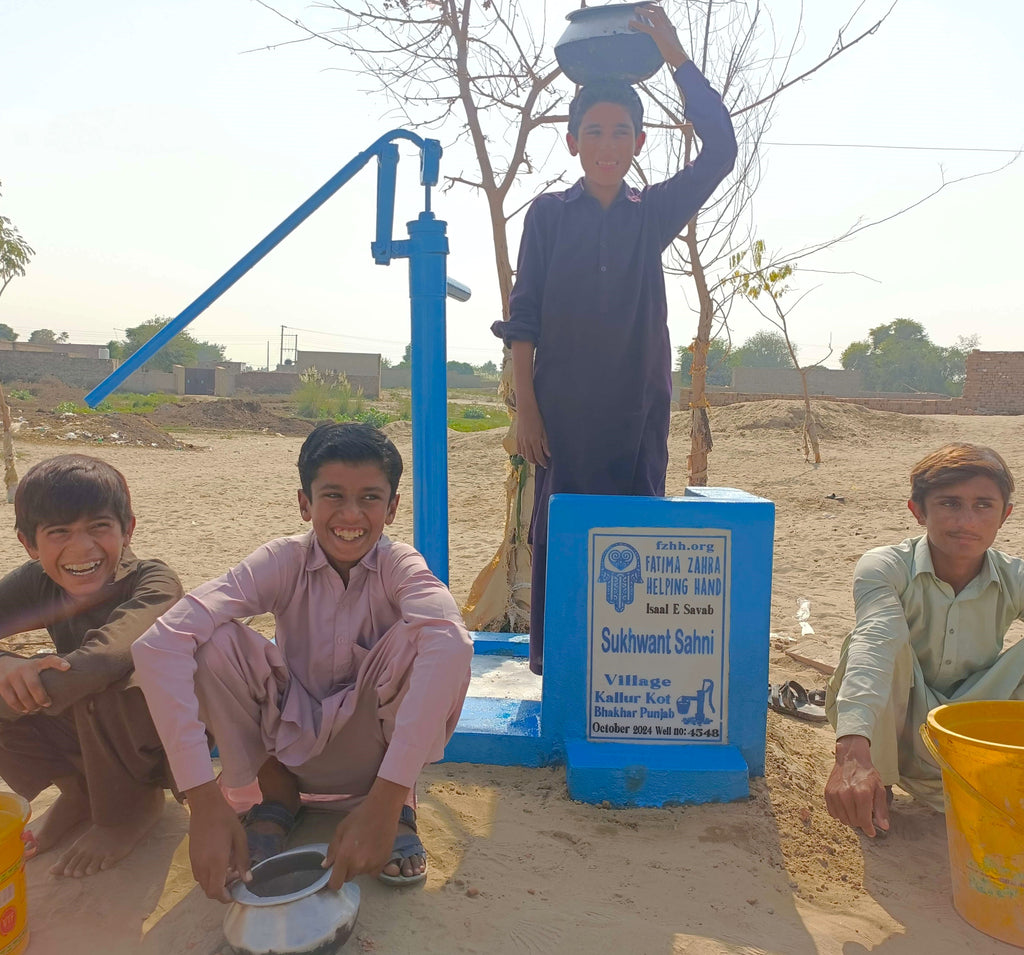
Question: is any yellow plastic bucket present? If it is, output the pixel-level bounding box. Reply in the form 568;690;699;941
922;701;1024;947
0;793;29;955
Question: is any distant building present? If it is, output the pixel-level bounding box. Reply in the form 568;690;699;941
295;351;381;398
0;340;109;359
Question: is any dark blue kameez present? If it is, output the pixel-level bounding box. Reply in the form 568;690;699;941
492;62;737;674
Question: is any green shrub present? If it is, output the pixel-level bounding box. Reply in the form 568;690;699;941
7;389;30;401
293;368;365;419
96;392;180;415
55;400;82;414
352;408;392;428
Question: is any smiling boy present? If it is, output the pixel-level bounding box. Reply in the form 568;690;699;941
0;454;182;876
132;423;473;901
824;444;1024;835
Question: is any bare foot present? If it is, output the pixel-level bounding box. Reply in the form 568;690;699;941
29;776;91;857
380;820;426;881
50;786;164;877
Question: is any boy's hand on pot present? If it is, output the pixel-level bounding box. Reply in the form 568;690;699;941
324;790;403;889
0;654;68;714
516;404;550;468
631;4;688;68
186;782;251;903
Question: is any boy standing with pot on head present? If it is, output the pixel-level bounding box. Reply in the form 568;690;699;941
825;444;1024;836
491;3;737;675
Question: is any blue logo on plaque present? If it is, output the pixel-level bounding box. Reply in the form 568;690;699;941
597;542;643;612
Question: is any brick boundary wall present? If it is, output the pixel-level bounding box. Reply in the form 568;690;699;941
688;392;967;415
0;352;113;389
961;351;1024;415
235;371;301;394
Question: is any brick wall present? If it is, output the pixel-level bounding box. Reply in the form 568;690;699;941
962;351;1024;414
119;369;175;394
0;352;114;389
731;366;864;397
235;371;301;394
380;368;497;390
689;392;965;415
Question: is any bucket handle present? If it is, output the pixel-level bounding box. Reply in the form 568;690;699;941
919;724;1021;830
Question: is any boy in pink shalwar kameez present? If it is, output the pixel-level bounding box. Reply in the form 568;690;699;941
132;423;473;900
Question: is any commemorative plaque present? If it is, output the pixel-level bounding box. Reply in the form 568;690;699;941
587;528;730;743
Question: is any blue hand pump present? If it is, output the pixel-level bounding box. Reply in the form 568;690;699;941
83;130;462;582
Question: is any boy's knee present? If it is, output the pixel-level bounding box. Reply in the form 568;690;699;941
194;621;283;699
195;621;264;669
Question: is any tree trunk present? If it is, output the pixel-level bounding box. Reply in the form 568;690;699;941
0;383;19;503
678;123;715;487
463;158;534;633
798;367;822;464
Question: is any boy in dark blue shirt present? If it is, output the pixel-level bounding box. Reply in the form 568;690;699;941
492;3;737;674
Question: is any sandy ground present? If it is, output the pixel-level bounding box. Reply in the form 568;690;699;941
3;401;1024;955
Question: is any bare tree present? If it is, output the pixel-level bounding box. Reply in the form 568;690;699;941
251;0;574;631
635;1;899;484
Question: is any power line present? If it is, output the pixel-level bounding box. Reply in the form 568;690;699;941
759;141;1021;154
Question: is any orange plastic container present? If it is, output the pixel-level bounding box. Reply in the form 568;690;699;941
922;701;1024;948
0;793;30;955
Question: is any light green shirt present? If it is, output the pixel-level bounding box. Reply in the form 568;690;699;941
835;535;1024;742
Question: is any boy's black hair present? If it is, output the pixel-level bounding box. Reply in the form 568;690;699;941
568;81;644;138
297;422;403;499
15;454;134;547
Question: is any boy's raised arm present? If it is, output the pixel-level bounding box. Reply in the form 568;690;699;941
0;559;182;718
45;561;183;714
640;6;738;248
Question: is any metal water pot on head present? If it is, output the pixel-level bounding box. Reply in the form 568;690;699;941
554;3;662;86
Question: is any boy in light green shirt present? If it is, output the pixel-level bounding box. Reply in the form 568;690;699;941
825;443;1024;834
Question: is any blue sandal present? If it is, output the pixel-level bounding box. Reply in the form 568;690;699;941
378;805;427;887
242;800;299;865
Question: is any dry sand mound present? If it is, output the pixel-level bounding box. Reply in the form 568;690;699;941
17;411;188;450
1;376;86;409
149;398;312;435
688;399;929;442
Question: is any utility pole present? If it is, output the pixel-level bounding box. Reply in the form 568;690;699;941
279;325;285;369
266;341;270;371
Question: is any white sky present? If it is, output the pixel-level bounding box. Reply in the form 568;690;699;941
2;0;1021;374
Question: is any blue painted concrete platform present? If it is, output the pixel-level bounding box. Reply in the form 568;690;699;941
445;489;775;808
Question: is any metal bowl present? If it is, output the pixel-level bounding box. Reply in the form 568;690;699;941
223;844;360;955
555;4;663;86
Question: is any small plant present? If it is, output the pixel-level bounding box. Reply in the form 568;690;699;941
55;400;81;414
352;408;392;428
448;404;510;433
7;389;30;401
99;392;180;415
396;395;412;420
